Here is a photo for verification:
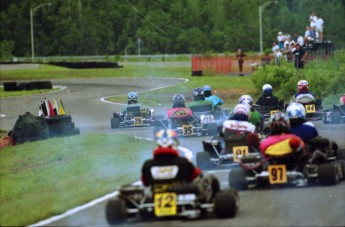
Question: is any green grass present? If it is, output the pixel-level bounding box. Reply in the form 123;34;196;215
0;134;154;226
0;87;59;98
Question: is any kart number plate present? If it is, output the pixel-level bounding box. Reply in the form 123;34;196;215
182;124;193;136
154;192;177;216
270;110;279;115
232;146;249;162
134;117;143;126
268;165;287;184
201;115;214;124
305;104;316;113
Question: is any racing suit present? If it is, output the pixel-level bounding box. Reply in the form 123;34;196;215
205;95;224;108
222;119;256;135
249;110;263;129
290;120;319;142
256;94;279;107
292;92;315;104
141;147;202;189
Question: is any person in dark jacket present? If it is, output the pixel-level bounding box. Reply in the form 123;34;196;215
256;84;279;107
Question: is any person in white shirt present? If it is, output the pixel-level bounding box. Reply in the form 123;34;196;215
296;34;304;47
277;31;285;49
315;14;324;42
272;42;280;53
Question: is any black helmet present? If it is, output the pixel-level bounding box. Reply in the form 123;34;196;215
193;87;205;101
269;112;290;135
127;92;138;104
172;94;186;108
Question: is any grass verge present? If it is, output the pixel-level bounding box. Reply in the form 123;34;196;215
0;134;154;226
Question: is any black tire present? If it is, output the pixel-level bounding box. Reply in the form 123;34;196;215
330;111;341;124
336;148;345;160
207;123;219;136
39;81;53;89
16;82;28;91
105;199;127;225
111;118;120;129
49;122;75;133
45;115;72;125
26;81;40;90
318;163;339;186
214;189;238;218
3;82;17;91
196;152;213;170
228;168;248;190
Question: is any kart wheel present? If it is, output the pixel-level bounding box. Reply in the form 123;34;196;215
228;168;248;190
105;199;127;225
196;152;213;170
214;189;238;218
111;118;120;129
318;163;339;186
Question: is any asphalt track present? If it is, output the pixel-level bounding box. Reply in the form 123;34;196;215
1;69;344;226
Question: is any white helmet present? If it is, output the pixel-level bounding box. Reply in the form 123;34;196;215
233;104;250;117
262;84;272;91
286;102;306;120
238;95;253;106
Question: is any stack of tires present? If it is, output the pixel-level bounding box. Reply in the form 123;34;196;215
45;115;80;138
3;81;52;91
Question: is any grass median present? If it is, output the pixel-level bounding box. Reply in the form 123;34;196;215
0;133;154;226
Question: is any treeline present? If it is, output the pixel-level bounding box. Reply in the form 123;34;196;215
1;0;345;58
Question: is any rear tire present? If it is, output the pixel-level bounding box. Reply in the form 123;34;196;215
318;163;339;186
228;168;248;190
105;199;127;225
196;152;213;170
214;189;238;218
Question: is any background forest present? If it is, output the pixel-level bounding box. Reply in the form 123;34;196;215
1;0;345;58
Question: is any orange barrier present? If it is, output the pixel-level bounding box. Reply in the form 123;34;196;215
192;56;232;74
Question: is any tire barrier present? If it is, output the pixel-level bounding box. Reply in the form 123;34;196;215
3;81;52;91
45;115;80;138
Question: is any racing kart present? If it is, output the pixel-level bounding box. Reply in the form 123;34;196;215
323;104;345;124
111;105;156;128
296;99;323;121
228;138;345;190
196;131;261;170
105;176;239;225
252;100;285;122
153;107;219;137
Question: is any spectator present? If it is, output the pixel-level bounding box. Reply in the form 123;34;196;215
236;49;246;76
277;31;285;49
309;11;317;27
272;42;280;54
315;14;324;42
274;49;282;66
304;26;314;47
283;43;293;63
296;33;304;47
293;43;307;69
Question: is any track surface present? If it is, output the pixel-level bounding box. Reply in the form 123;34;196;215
1;71;344;226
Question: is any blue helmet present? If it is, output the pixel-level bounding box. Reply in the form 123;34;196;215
128;92;138;104
203;85;212;92
193;87;205;100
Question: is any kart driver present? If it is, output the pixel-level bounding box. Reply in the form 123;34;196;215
256;84;279;107
238;95;263;129
286;102;318;142
203;85;224;108
167;94;193;119
122;92;142;110
221;104;256;136
260;112;305;161
292;80;315;104
189;87;214;112
141;129;202;188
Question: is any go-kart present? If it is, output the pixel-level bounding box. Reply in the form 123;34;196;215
105;176;239;225
296;99;323;121
196;130;261;170
190;103;230;126
252;100;285;122
111;105;156;128
323;104;345;124
228;138;345;190
153;107;219;137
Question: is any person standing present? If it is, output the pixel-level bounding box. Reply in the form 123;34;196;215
236;49;246;76
315;14;324;42
293;43;307;69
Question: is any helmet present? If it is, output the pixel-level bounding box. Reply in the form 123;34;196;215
340;94;345;105
128;92;138;104
232;103;250;121
172;94;186;108
262;84;273;95
298;80;309;93
193;87;205;101
286;102;306;120
155;129;179;148
203;85;212;97
269;112;290;135
238;95;253;107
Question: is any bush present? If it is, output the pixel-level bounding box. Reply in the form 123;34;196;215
0;40;15;62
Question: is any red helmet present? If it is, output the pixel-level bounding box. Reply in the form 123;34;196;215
298;80;309;93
